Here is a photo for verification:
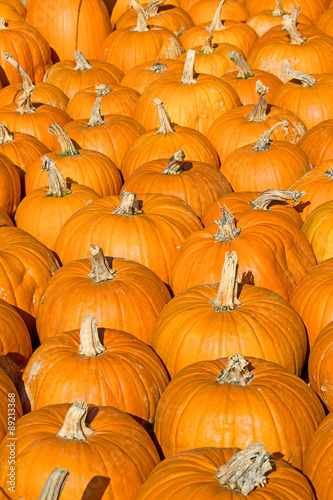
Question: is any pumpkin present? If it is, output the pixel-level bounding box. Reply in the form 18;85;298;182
26;0;111;61
2;0;25;17
308;321;333;412
302;200;333;263
220;120;312;192
36;245;171;344
316;6;333;36
188;0;250;25
0;367;22;444
0;402;160;499
22;315;169;425
152;251;307;376
54;192;203;284
244;0;329;21
299;119;333;167
25;124;122;198
154;354;325;468
122;150;232;218
0;298;31;369
207;80;307;164
121;98;219;180
0;151;21;217
0;2;24;21
15;157;100;251
170;206;316;299
136;443;316;499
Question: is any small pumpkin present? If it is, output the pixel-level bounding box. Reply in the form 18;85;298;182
299;119;333;167
302;199;333;263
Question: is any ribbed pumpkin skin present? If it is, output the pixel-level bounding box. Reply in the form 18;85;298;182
0;152;21;217
221;68;282;105
290;259;333;348
0;131;49;175
308;322;333;411
0;82;69;110
136;447;316;499
154;357;325;468
3;0;26;17
188;0;250;25
54;194;203;284
151;283;307;377
0;404;160;500
246;12;313;38
244;0;329;21
299;119;333;167
170;211;316;299
26;0;111;61
36;257;171;344
316;7;333;36
0;368;22;444
0;298;32;368
302;200;333;262
303;411;333;500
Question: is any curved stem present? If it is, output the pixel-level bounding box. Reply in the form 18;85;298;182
209;0;226;31
78;316;107;357
228;51;253;79
145;0;165;17
15;87;36;114
113;191;143;215
95;84;113;96
200;27;215;54
39;469;69;500
246;81;269;122
88;245;116;282
163;150;185;174
73;50;93;71
282;8;307;44
181;50;197;85
41;157;72;197
271;0;285;16
87;98;105;127
49;124;79;156
250;189;305;210
283;62;317;87
0;124;14;144
252;120;289;151
217;353;254;385
216;443;272;495
153;98;175;134
211;251;242;311
150;62;167;73
57;402;95;440
213;207;241;242
5;53;33;90
130;0;148;32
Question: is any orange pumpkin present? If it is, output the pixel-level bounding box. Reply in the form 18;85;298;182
0;151;21;217
244;0;329;22
0;2;24;21
2;0;26;17
0;298;31;370
299;119;333;167
188;0;250;25
302;200;333;263
308;321;333;412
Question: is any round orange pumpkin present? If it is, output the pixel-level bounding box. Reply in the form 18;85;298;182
299;119;333;167
302;199;333;262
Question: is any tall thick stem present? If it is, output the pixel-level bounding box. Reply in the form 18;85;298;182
283;61;317;87
252;120;289;151
113;191;143;215
41;157;72;197
163;150;185;174
5;53;33;90
217;353;254;385
271;0;285;16
39;469;69;500
49;124;79;156
211;251;242;311
282;8;307;44
78;316;107;357
246;81;269;122
209;0;226;31
213;207;241;242
250;189;305;210
153;98;175;134
88;245;116;282
73;50;93;71
146;0;165;17
87;98;105;127
228;51;253;79
57;402;95;440
130;0;148;32
200;27;215;54
181;50;197;85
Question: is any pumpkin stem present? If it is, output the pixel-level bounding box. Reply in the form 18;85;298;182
250;189;305;210
15;86;36;114
283;61;317;87
0;124;14;144
5;53;34;91
272;0;285;16
0;18;7;30
324;168;333;179
131;0;149;32
211;251;242;311
181;50;197;85
150;62;168;73
49;124;79;156
39;468;69;500
78;315;107;357
209;0;226;31
57;401;95;440
88;244;116;282
73;50;93;71
145;0;165;17
95;84;113;96
87;97;105;127
41;157;72;197
200;27;215;54
282;8;307;44
217;353;254;385
113;191;143;215
163;150;185;174
246;81;269;122
228;51;253;79
213;206;241;242
252;119;289;151
216;442;272;494
153;98;175;134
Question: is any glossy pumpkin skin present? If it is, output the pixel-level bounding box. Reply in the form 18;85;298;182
0;404;160;500
299;119;333;167
151;282;308;377
136;446;316;499
0;367;22;444
54;194;203;284
308;321;333;411
0;298;32;369
0;152;21;217
36;256;171;344
302;200;333;262
154;357;325;469
0;82;69;110
303;411;333;500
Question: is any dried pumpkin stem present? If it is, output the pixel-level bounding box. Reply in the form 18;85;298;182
282;8;307;44
153;98;175;133
213;207;241;242
216;442;272;495
211;251;242;311
246;81;269;122
87;97;105;127
283;62;317;87
150;62;168;73
95;84;113;96
0;18;6;30
324;168;333;179
217;353;254;385
78;315;107;357
209;0;226;31
15;86;36;114
131;0;149;32
163;150;185;174
252;119;289;151
73;50;93;71
272;0;285;16
57;402;95;440
181;50;197;85
5;53;33;90
0;124;14;144
49;124;79;156
200;27;215;54
228;51;253;79
41;156;72;197
250;189;305;210
88;245;116;282
39;468;69;500
113;191;143;215
145;0;165;17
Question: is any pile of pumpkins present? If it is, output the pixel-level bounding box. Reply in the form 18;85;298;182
0;0;332;498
